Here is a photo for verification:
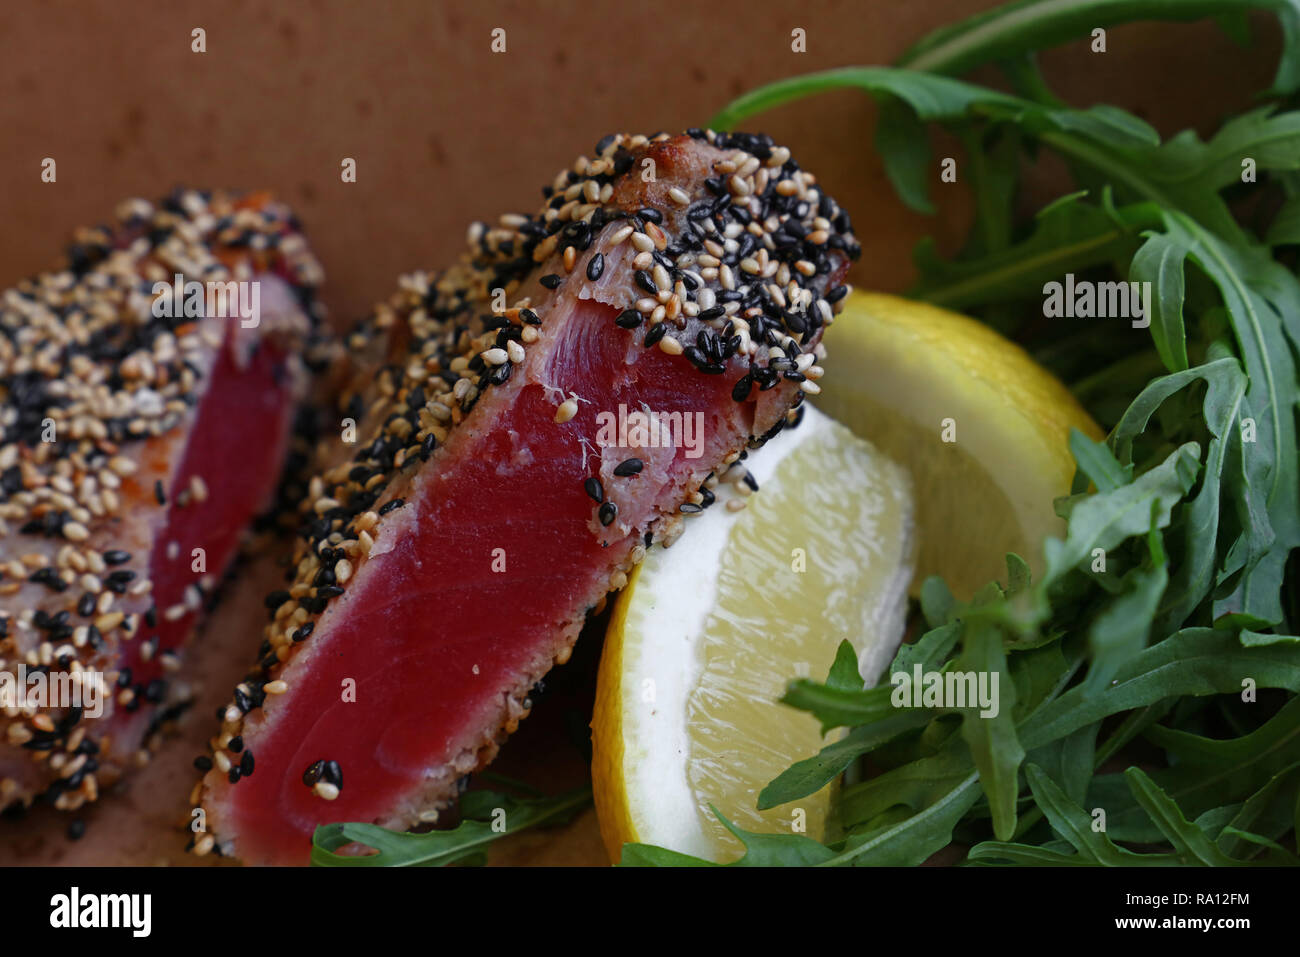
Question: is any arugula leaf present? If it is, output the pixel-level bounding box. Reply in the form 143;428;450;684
1123;768;1248;865
1081;513;1168;695
912;193;1156;311
1129;231;1190;371
1041;441;1199;589
309;787;590;867
956;621;1024;839
620;806;836;867
895;0;1300;97
972;764;1175;865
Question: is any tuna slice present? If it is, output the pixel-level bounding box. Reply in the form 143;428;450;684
0;190;325;818
197;131;860;864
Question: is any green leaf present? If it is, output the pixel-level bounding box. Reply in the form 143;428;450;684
618;843;716;867
309;787;591;867
779;680;894;735
1069;428;1129;493
1123;768;1244;865
876;96;937;214
1042;442;1200;589
896;0;1300;97
956;621;1024;839
913;193;1157;310
832;771;982;866
1267;193;1300;246
826;639;864;692
621;807;837;866
1129;231;1189;371
1217;762;1300;858
757;711;937;810
1015;764;1174;865
1022;628;1300;750
1081;511;1168;695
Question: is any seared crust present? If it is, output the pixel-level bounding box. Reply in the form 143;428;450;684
195;131;858;859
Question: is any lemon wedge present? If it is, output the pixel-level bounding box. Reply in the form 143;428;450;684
814;292;1102;599
591;406;914;862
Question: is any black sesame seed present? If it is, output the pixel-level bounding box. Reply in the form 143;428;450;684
228;735;244;753
598;502;618;526
634;270;657;295
240;750;254;776
28;567;67;593
66;819;86;841
303;760;324;787
540;274;562;289
153;480;166;505
102;550;132;566
323;760;343;787
194;755;213;771
732;372;754;402
584;477;604;503
615;309;642;330
587;253;605;281
643;324;667;347
378;498;405;515
613;458;643;477
679;503;704;514
520;308;541;325
228;767;241;785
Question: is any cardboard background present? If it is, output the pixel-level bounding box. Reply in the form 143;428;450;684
0;0;1283;866
0;1;1278;323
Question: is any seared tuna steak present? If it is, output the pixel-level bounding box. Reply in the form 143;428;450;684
196;131;859;864
0;190;324;818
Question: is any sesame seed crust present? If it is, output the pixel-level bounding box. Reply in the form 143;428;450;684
0;188;326;816
194;132;856;857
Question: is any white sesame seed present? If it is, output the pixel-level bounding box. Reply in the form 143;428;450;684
554;399;578;424
314;781;340;801
668;187;690;206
